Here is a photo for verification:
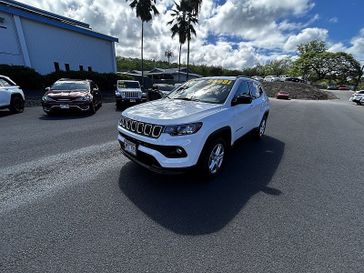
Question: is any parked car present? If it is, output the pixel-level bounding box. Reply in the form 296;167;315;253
252;76;263;81
327;84;337;90
279;75;288;82
117;76;270;178
0;75;25;114
338;85;350;90
152;83;176;98
360;96;364;106
115;80;145;109
285;77;304;83
264;75;280;82
42;79;102;115
276;91;290;100
350;90;364;105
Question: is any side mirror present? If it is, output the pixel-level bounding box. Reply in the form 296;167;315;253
232;95;252;106
45;87;50;92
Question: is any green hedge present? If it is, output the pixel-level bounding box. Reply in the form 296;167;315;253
0;65;131;90
0;65;44;89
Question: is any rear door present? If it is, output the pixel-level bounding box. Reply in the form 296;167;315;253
248;82;266;128
232;80;256;140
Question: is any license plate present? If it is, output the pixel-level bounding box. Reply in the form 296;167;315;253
124;139;137;156
130;99;136;103
60;104;69;109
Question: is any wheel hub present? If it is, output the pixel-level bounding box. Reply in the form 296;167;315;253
208;144;225;174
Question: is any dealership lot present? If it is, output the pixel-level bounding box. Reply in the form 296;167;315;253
0;99;363;272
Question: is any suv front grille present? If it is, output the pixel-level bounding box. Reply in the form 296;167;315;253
124;91;140;99
119;116;163;139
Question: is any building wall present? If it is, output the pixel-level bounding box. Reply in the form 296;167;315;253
0;11;24;66
0;11;117;75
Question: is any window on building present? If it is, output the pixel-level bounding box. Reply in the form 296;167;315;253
79;65;84;71
54;62;60;72
88;66;92;72
65;64;70;72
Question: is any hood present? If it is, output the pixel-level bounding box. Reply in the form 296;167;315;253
123;98;224;125
46;90;89;99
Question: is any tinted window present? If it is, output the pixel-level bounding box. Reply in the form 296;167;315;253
51;82;89;91
0;79;12;87
249;82;261;98
118;81;140;89
169;79;235;104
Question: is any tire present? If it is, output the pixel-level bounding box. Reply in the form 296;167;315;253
198;137;227;178
116;102;123;110
254;116;267;139
9;95;24;113
89;102;96;114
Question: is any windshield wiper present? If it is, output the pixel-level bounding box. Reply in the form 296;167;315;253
174;97;201;102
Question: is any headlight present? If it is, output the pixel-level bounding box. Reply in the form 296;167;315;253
115;90;121;96
163;122;202;136
42;95;55;102
75;96;91;101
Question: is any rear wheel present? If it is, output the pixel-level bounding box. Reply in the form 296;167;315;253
9;95;24;113
198;137;227;178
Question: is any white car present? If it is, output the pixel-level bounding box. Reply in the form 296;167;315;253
117;76;270;177
350;90;364;105
115;80;145;109
0;75;25;113
264;75;280;82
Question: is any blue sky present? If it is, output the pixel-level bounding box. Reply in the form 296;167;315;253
21;0;364;68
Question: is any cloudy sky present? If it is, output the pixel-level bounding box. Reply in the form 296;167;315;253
20;0;364;69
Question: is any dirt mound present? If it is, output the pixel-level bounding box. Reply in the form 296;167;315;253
262;82;335;100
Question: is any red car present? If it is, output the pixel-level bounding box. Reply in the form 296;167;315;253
276;91;290;100
338;85;350;90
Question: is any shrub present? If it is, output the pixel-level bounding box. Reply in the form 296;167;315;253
0;65;43;89
43;71;132;91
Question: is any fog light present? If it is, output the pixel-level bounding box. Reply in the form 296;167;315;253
176;148;183;155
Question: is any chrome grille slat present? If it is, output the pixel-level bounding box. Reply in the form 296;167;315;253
120;117;163;139
124;91;140;99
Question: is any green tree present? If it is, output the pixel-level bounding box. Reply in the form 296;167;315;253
127;0;159;88
293;40;362;86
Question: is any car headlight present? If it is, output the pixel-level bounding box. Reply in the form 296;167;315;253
115;90;122;97
75;96;91;102
163;123;202;136
42;95;55;102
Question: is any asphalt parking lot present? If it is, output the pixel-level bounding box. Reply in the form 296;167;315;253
0;98;363;272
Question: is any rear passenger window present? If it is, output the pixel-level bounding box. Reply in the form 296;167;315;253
235;81;250;97
249;82;261;98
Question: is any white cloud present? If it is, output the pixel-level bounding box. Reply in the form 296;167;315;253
329;28;364;63
17;0;335;70
284;28;328;51
329;17;338;24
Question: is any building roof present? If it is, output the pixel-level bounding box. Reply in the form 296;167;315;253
0;0;118;42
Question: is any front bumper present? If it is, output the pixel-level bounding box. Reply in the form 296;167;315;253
115;97;146;104
117;125;205;170
42;101;90;112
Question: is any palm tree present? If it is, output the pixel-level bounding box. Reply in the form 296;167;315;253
165;49;174;63
168;2;187;82
127;0;159;89
168;1;198;81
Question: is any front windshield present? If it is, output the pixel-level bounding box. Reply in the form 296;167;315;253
118;81;140;89
51;82;89;91
168;79;235;104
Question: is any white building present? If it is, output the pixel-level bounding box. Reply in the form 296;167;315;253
0;0;118;74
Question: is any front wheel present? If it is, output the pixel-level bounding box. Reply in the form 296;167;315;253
9;96;24;113
89;102;96;114
254;116;267;139
198;138;227;178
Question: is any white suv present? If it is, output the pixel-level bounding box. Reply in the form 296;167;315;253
0;75;25;113
115;80;145;109
117;76;270;177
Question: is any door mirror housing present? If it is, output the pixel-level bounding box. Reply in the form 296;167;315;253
232;95;252;106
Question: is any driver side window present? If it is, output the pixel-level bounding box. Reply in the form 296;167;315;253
235;81;250;98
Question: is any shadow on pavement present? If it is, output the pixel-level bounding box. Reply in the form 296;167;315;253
38;112;93;120
118;135;285;235
0;110;14;118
